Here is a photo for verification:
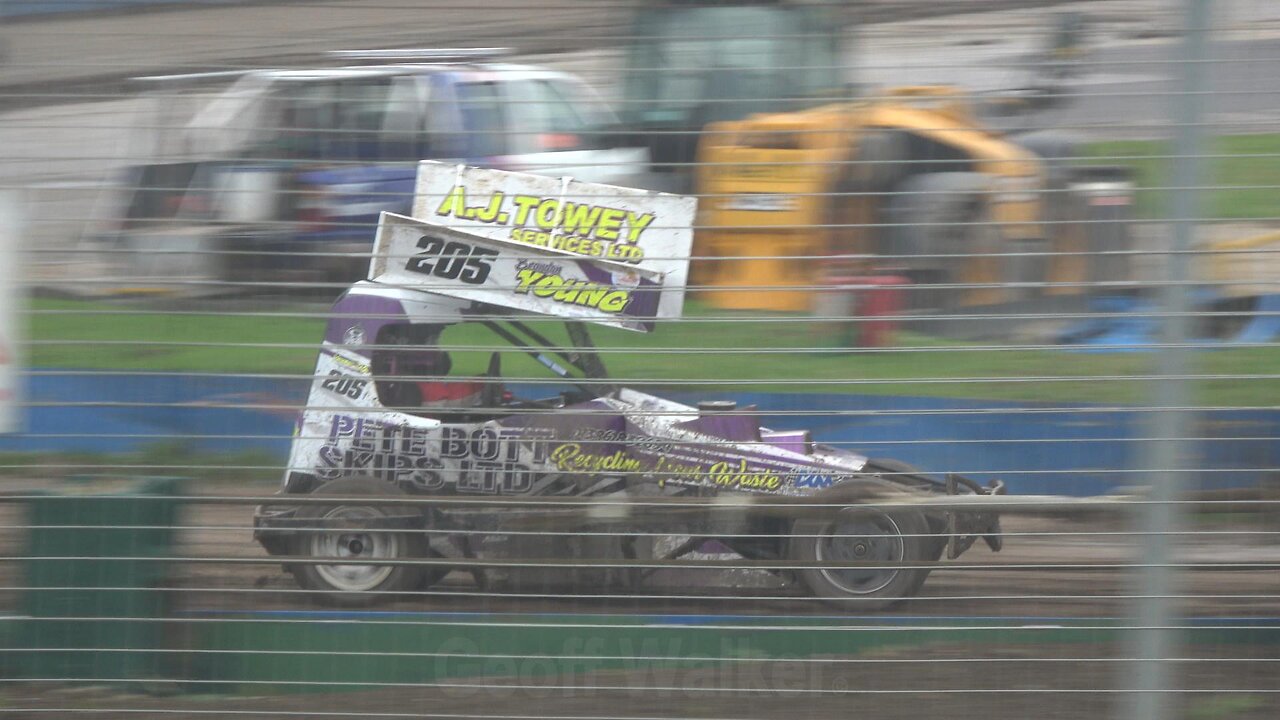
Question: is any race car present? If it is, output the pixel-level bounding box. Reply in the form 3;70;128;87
253;163;1004;609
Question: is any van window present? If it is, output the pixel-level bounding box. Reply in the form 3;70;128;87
276;81;339;159
262;77;397;160
454;81;508;157
509;78;615;154
337;77;395;159
380;76;431;159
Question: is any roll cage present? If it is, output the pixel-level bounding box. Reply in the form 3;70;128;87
370;304;617;423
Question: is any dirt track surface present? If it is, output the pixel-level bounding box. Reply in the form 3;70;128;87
4;484;1277;718
171;493;1280;618
3;484;1278;618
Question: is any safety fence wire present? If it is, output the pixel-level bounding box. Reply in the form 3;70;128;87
1;1;1278;719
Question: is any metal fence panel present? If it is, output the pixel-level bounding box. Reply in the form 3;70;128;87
1;1;1277;718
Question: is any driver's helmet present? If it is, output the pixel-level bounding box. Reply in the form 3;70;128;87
376;326;484;408
412;351;484;407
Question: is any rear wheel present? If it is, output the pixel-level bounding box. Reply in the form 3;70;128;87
790;494;930;611
292;478;427;606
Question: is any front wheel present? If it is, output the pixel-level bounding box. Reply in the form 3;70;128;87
790;504;930;611
291;478;427;606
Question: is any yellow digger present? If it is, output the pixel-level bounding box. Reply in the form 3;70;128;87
617;1;1129;312
694;86;1133;312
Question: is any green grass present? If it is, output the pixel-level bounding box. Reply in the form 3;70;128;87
25;297;1280;407
1187;694;1267;720
0;444;282;485
27;297;324;374
1083;133;1280;220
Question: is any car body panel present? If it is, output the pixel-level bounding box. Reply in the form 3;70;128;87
287;283;872;500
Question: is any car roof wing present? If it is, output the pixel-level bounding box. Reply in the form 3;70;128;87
412;162;695;319
370;212;668;332
369;163;697;332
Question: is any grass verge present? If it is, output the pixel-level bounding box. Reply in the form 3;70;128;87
0;443;284;485
24;297;1280;407
1083;133;1280;221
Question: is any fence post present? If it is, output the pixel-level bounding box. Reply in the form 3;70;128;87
1125;1;1210;719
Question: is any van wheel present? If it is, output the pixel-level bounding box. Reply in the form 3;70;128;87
291;478;426;606
790;495;930;611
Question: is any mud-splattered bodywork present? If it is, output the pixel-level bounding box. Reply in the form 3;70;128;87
256;283;1001;576
255;165;1001;601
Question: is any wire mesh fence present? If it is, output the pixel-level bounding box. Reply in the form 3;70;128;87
1;0;1278;718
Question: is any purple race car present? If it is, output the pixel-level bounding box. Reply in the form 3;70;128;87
253;165;1004;609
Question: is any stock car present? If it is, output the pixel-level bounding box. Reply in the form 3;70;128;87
252;163;1004;610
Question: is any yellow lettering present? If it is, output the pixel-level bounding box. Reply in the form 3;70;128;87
532;275;562;297
535;199;560;229
561;202;604;237
475;192;505;223
595;208;625;241
511;195;541;226
514;269;543;293
597;290;629;313
624;211;655;243
611;244;644;262
512;270;631;315
705;459;781;490
550;443;642;473
576;286;606;309
435;185;466;217
553;281;583;304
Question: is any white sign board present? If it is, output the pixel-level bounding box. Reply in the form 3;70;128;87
0;192;21;432
370;213;667;332
410;162;696;320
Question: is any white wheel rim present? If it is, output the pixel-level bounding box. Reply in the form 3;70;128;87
310;506;400;592
815;511;904;596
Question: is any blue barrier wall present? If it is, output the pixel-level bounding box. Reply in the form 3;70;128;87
708;392;1279;497
6;372;307;457
4;373;1276;497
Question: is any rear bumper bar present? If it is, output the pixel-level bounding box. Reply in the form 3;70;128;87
945;475;1005;558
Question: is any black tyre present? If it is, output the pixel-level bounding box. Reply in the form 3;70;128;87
881;171;995;310
868;458;947;594
1009;129;1083;192
790;489;931;611
826;131;911;258
846;130;911;193
292;478;427;606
